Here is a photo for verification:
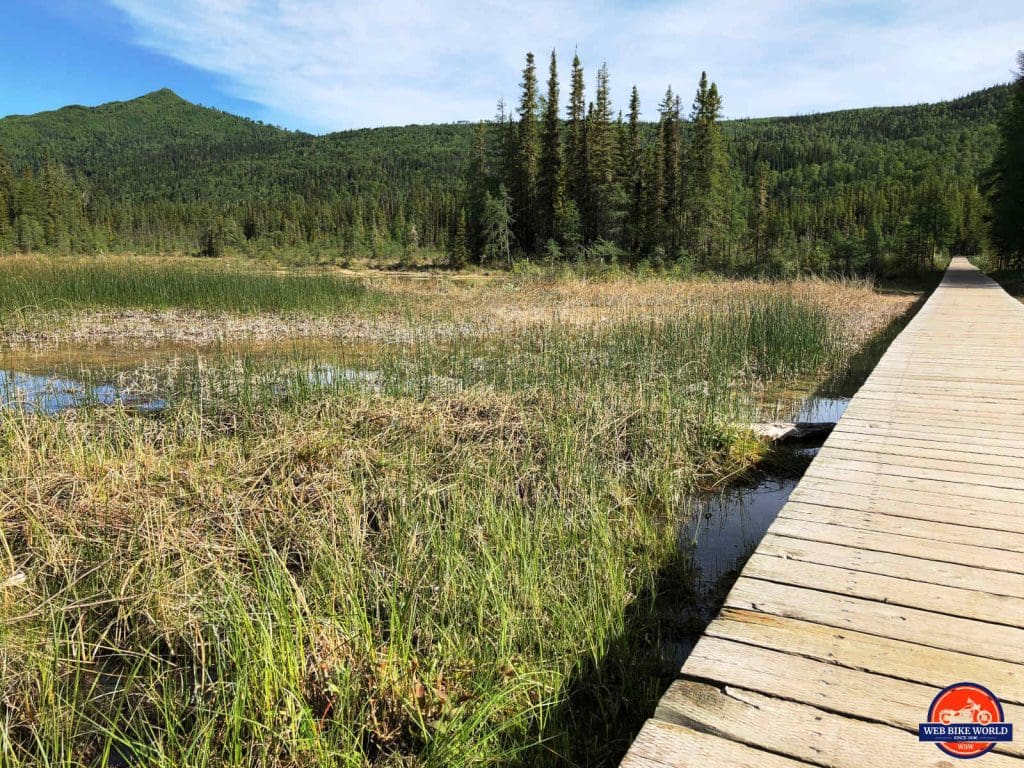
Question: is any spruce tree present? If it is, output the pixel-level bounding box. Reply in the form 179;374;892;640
909;175;956;269
482;186;514;265
513;52;539;254
537;50;564;247
623;86;645;257
989;52;1024;268
657;87;682;254
585;63;617;245
452;208;470;267
565;54;587;218
686;72;730;266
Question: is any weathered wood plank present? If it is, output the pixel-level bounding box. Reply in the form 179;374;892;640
800;465;1024;503
823;433;1024;466
758;534;1024;598
806;454;1024;490
744;552;1024;627
789;482;1024;530
792;476;1024;519
681;637;1024;757
778;501;1024;551
767;517;1024;573
621;719;808;768
655;680;1024;768
819;444;1024;479
707;608;1024;704
725;577;1024;663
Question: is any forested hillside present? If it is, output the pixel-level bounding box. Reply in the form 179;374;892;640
0;70;1010;274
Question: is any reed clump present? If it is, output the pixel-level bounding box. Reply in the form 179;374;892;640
0;255;383;316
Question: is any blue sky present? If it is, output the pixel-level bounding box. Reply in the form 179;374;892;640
2;0;1022;134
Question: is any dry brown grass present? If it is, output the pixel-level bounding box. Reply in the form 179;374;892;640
0;262;917;354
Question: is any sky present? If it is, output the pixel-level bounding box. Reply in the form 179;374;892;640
1;0;1022;134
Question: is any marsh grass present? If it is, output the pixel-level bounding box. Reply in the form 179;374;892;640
0;256;383;315
0;283;896;767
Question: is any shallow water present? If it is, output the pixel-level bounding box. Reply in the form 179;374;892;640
0;369;165;413
0;360;387;414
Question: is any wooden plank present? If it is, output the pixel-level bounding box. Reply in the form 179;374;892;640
779;501;1024;552
761;531;1024;596
837;413;1024;437
823;433;1024;466
681;637;1024;757
833;419;1024;451
851;394;1024;416
807;453;1024;490
792;477;1024;520
800;465;1024;503
621;719;807;768
767;517;1024;573
655;680;1024;768
820;444;1024;479
707;608;1024;704
836;415;1024;443
743;551;1024;627
725;577;1024;663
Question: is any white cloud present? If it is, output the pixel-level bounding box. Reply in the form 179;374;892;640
107;0;1024;131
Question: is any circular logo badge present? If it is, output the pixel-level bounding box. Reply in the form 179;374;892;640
926;683;1005;758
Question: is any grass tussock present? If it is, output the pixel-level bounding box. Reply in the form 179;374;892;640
0;264;921;767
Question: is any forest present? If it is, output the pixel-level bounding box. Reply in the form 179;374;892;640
0;53;1017;275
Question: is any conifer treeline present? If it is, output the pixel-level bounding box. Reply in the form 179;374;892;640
0;70;1011;273
989;52;1024;268
458;50;991;273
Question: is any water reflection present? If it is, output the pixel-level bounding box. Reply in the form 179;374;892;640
684;477;800;597
673;391;851;667
0;369;165;414
794;395;848;423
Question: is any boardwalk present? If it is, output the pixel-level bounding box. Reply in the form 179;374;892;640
621;258;1024;767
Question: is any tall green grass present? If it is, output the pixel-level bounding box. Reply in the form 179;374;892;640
0;256;382;315
0;292;851;767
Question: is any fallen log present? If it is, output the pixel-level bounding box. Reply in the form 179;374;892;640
750;421;834;443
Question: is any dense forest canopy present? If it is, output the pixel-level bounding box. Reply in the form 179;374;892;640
989;53;1024;268
0;59;1013;274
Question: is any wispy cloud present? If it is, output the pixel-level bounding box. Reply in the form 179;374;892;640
106;0;1024;132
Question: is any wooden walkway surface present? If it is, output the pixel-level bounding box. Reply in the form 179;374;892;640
621;258;1024;767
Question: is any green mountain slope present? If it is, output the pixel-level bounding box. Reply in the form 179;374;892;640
0;84;1011;270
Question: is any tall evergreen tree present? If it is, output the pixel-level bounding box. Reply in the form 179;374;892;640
482;186;515;265
565;53;587;217
513;52;540;253
451;208;470;266
623;86;645;256
989;51;1024;268
657;87;682;254
686;72;730;265
537;50;564;246
585;63;618;245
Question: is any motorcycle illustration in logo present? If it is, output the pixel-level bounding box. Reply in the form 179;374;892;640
938;698;993;726
919;682;1014;758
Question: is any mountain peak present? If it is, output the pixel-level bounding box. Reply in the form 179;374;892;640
135;88;187;103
